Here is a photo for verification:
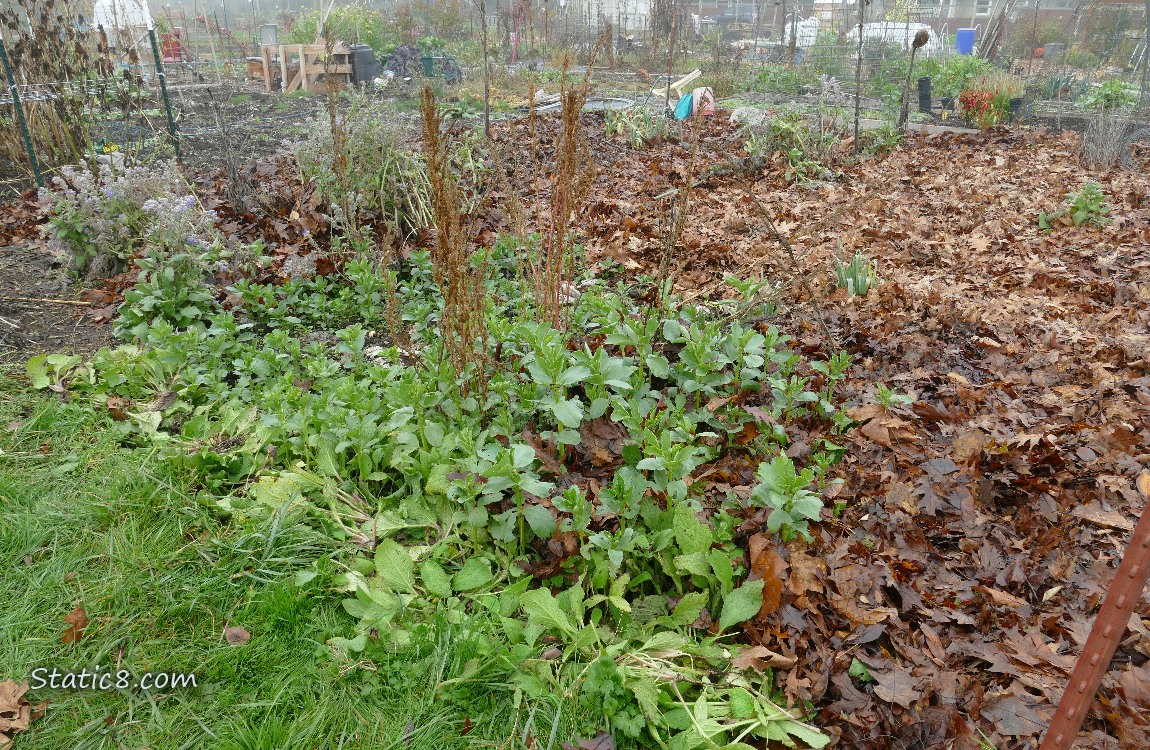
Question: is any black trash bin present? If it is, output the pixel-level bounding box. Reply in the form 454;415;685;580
917;76;932;113
349;44;380;88
1009;96;1024;122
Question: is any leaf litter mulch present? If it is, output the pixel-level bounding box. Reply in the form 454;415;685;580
488;116;1150;749
2;114;1148;749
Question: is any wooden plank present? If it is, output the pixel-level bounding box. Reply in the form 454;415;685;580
302;63;351;74
278;45;288;93
262;46;272;92
299;44;308;91
284;68;302;93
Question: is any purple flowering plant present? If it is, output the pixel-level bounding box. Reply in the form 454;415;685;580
40;160;211;276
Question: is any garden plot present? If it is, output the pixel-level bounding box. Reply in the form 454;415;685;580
2;91;1149;750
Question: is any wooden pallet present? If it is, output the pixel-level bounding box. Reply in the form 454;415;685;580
259;43;351;93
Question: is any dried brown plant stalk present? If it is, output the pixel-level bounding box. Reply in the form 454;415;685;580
533;30;609;330
0;0;105;176
420;86;488;392
654;120;703;309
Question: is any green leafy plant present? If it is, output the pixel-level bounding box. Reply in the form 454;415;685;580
1077;80;1138;112
41;161;189;277
874;382;915;409
742;111;838;184
1038;181;1112;231
27;233;855;748
857;123;903;156
295;92;433;238
749;455;822;542
920;55;991;100
114;247;220;341
605;108;669;149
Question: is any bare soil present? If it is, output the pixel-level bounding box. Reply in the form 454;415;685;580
0;245;112;365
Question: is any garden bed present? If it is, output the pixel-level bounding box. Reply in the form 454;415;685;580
2;103;1149;750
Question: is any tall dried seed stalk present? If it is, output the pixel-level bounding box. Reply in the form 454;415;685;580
534;30;608;329
420;86;488;391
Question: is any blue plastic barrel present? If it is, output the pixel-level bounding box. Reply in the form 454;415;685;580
955;28;976;55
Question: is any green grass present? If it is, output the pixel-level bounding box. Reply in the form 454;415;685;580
0;379;579;749
227;94;252;106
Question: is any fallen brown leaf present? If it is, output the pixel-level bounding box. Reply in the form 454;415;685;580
787;547;826;604
60;605;88;644
747;533;785;617
731;645;797;671
223;625;251;645
0;680;31;746
1071;503;1135;532
870;662;922;709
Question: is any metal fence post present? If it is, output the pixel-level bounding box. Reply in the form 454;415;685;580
148;27;181;160
1039;472;1150;750
0;30;43;188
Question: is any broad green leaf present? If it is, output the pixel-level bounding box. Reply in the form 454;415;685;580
511;444;536;470
420;559;453;598
608;596;631;613
848;657;875;683
766;508;794;534
424;465;452;495
374;540;415;593
558;365;591;387
777;720;831;748
728;687;756;719
519;476;555;495
673;504;713;555
636;456;665;471
520;588;577;636
453;556;494;591
646;354;670;378
423;421;445;447
327;633;367;654
718;579;765;631
673;552;711;577
549;397;584;427
26;355;50;389
522;503;557;538
709;549;734;593
315;439;342;478
792;493;824;521
639;631;688;653
671;591;709;626
385;406;415;430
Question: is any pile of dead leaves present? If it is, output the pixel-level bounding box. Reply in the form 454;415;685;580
0;189;45;247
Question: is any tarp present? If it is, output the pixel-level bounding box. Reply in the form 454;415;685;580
92;0;153;32
846;22;946;58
